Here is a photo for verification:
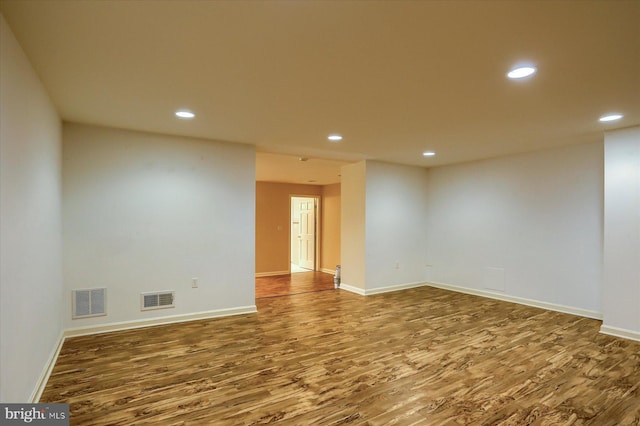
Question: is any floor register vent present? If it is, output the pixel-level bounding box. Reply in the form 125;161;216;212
141;291;175;311
72;288;107;319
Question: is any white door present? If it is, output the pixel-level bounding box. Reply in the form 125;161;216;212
297;199;315;270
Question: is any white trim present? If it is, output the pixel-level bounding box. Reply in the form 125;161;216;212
339;283;366;296
64;305;257;338
320;268;336;275
364;281;428;296
340;281;431;297
599;325;640;342
426;281;603;320
288;194;321;273
30;330;65;403
256;271;289;278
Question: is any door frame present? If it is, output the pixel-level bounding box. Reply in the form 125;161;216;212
289;194;320;273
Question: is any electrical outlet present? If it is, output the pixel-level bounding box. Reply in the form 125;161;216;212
395;261;400;269
192;277;198;288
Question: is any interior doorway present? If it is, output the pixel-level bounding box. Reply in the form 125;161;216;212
290;196;318;273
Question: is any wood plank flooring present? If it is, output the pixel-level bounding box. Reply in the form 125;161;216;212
41;286;640;425
256;271;335;299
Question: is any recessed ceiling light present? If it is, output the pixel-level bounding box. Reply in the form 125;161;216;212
423;151;436;157
507;66;537;79
175;110;195;119
328;134;343;142
599;113;623;122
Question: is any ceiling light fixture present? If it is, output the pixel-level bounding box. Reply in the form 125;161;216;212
175;110;195;119
423;151;436;157
599;113;623;122
507;66;537;79
328;134;343;142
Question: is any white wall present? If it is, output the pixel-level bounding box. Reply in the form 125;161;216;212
602;126;640;338
365;161;429;290
425;142;603;315
0;15;63;402
63;123;256;330
340;161;367;290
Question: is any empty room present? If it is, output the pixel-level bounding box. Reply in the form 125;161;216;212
1;1;639;424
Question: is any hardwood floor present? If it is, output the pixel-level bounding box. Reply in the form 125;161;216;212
256;270;335;298
42;286;640;425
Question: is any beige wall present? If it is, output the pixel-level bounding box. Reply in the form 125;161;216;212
602;126;640;338
321;183;341;272
366;161;429;290
63;123;257;329
256;182;341;275
340;162;367;290
426;141;603;313
1;14;63;402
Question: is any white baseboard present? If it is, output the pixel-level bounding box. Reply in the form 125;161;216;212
339;283;366;296
426;281;603;320
320;268;336;275
599;325;640;342
364;281;429;296
256;271;289;277
30;330;65;403
340;281;429;296
64;305;257;338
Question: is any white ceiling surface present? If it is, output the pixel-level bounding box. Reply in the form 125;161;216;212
1;1;639;184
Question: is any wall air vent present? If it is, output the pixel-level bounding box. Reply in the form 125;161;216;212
141;291;175;311
72;288;107;319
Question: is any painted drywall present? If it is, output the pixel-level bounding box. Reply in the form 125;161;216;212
425;142;603;314
0;14;63;402
321;183;341;272
62;123;256;330
255;182;322;274
340;162;367;290
365;161;429;290
602;126;640;336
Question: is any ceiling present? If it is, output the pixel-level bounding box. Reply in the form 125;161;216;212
1;1;638;185
256;153;347;186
